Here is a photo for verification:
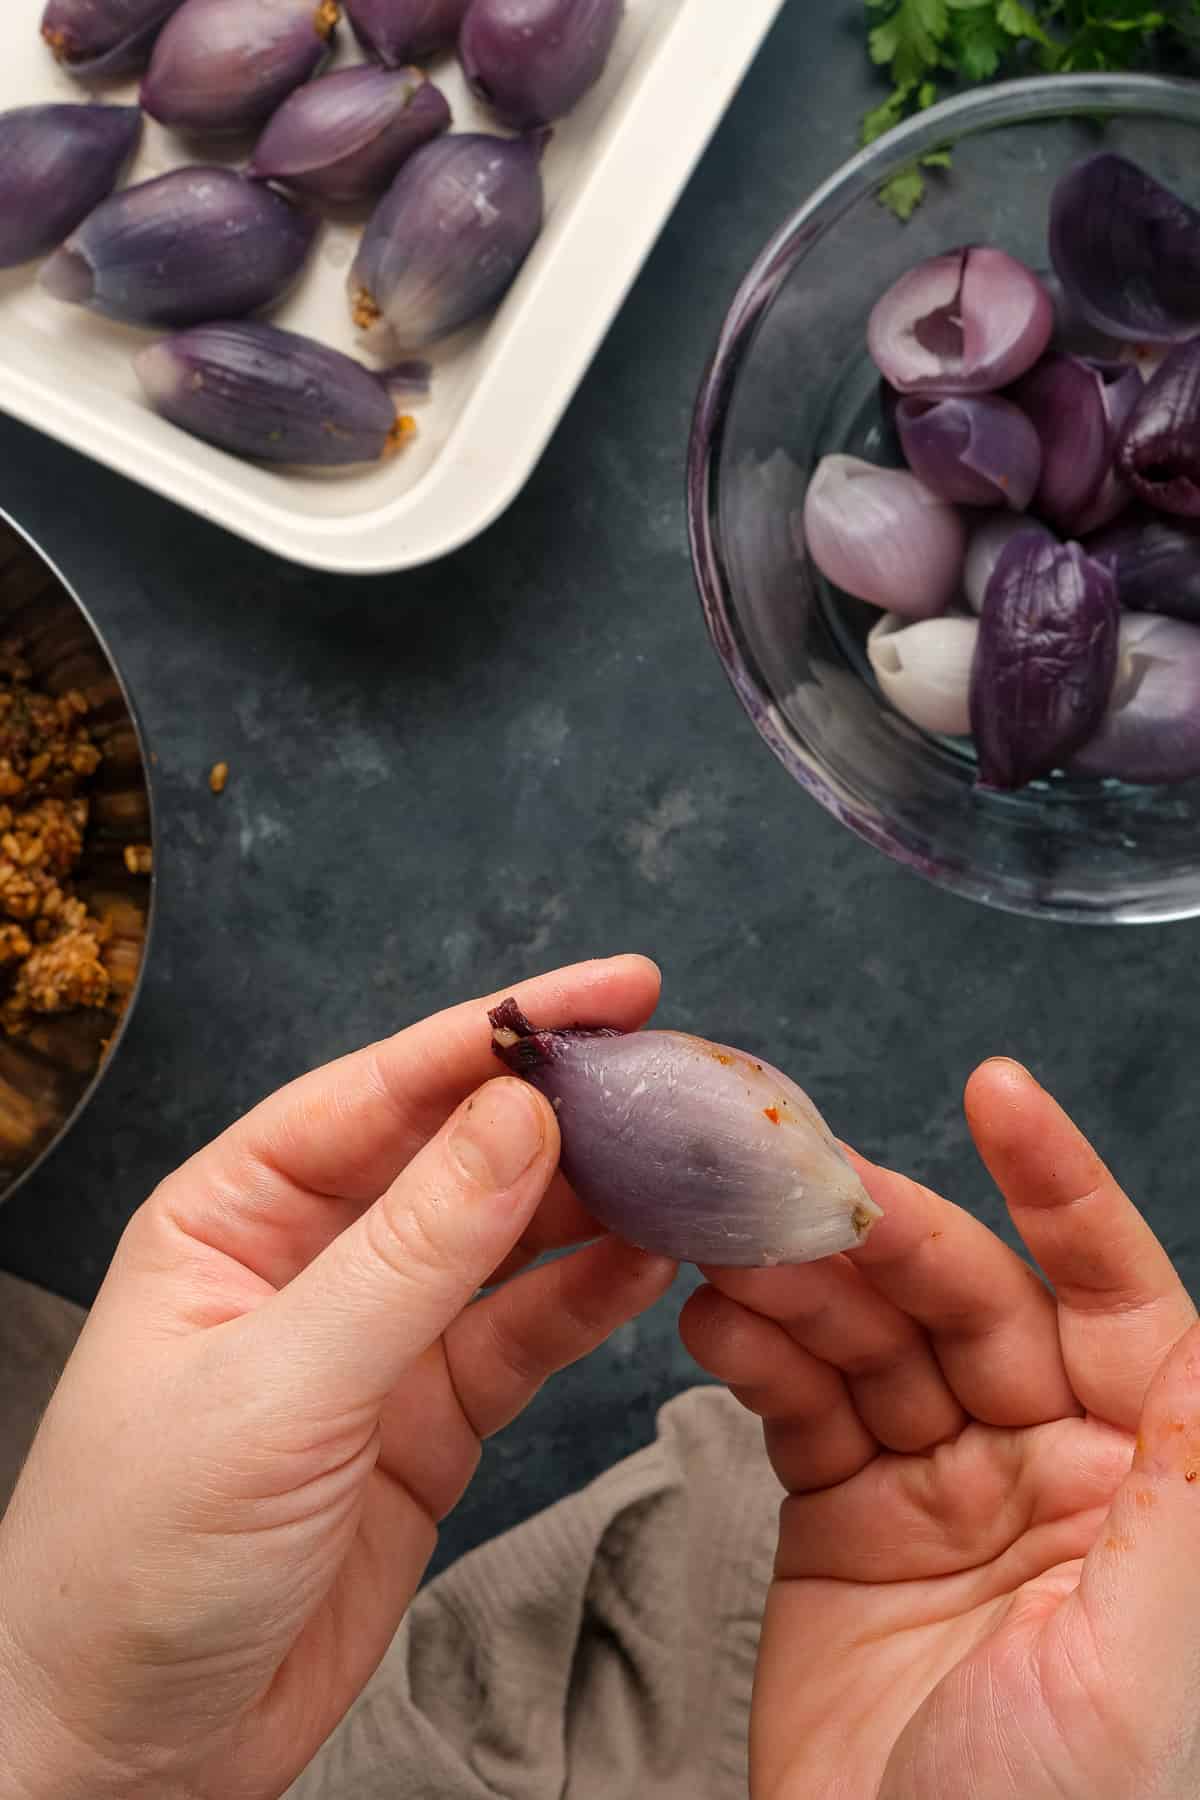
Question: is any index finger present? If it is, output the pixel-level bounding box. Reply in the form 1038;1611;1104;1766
965;1058;1197;1429
845;1149;1077;1427
157;955;660;1289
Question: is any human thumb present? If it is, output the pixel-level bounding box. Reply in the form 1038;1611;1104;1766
1069;1318;1200;1746
245;1075;560;1413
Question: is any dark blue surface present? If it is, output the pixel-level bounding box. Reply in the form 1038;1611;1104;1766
1;2;1198;1576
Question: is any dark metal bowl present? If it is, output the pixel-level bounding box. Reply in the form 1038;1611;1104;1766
0;510;154;1202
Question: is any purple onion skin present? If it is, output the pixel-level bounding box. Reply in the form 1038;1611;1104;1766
1085;510;1200;623
141;0;340;135
1050;153;1200;345
41;0;184;79
249;67;450;203
971;532;1120;791
1070;616;1200;785
346;0;469;62
350;131;544;351
488;1001;880;1268
0;106;142;270
134;322;414;466
460;0;623;129
1014;355;1141;533
896;394;1041;511
1117;339;1200;518
39;168;317;329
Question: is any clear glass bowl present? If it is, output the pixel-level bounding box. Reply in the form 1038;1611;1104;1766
687;74;1200;924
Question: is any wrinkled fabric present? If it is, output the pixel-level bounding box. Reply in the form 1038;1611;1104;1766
0;1272;779;1799
290;1387;779;1800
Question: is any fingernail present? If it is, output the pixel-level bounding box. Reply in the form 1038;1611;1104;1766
451;1079;545;1190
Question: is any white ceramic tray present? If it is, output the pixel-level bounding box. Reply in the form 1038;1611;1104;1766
0;0;785;573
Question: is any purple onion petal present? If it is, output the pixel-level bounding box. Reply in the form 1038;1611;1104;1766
1014;355;1141;533
379;358;432;400
460;0;623;130
141;0;340;135
801;455;965;618
1070;615;1200;785
0;105;142;270
135;321;415;466
488;1000;881;1268
346;0;469;63
41;0;185;79
867;246;1053;396
349;130;545;352
1070;469;1133;539
249;66;450;203
1117;339;1200;518
970;531;1119;790
40;168;317;328
896;394;1041;511
1085;508;1200;623
1050;153;1200;345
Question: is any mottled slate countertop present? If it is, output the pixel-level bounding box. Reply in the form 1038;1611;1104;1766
1;4;1196;1574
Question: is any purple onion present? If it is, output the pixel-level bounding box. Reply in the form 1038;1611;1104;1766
0;106;142;270
40;168;317;328
249;66;450;203
488;1000;881;1267
141;0;340;135
1085;510;1200;623
1117;340;1200;518
1013;355;1141;534
41;0;184;79
350;131;545;352
895;394;1040;511
1050;154;1200;345
460;0;623;130
964;513;1056;615
346;0;469;63
135;322;419;466
1070;615;1200;785
971;532;1119;790
801;455;965;618
867;247;1053;396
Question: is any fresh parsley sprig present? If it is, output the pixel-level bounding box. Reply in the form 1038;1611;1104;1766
863;0;1195;217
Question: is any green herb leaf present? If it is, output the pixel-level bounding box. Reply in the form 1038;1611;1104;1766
879;165;929;219
868;0;951;88
949;4;1009;77
995;0;1054;45
861;85;915;144
861;0;1188;219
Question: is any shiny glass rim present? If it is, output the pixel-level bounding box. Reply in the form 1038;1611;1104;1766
686;73;1200;925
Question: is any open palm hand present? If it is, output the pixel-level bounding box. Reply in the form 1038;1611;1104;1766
683;1060;1200;1800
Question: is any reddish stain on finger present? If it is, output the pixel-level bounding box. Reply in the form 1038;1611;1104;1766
1135;1414;1200;1483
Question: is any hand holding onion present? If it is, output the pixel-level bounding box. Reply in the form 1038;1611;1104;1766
682;1058;1200;1800
0;959;677;1799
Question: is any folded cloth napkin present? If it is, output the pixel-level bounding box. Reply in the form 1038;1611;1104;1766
0;1271;780;1799
291;1386;780;1800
